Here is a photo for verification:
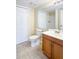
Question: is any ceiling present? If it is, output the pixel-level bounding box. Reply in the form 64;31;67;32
16;0;51;8
37;0;63;12
44;1;63;12
16;0;63;12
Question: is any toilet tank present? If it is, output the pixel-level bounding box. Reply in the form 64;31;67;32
36;28;43;36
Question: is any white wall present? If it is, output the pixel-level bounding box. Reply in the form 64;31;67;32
16;7;35;44
59;9;63;30
55;9;59;29
55;9;63;30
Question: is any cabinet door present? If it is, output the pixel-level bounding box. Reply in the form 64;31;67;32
51;43;54;59
43;37;52;58
53;43;63;59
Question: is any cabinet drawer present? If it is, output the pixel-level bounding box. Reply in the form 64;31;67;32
42;34;52;40
52;37;63;46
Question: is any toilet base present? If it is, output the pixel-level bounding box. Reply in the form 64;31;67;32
31;39;40;47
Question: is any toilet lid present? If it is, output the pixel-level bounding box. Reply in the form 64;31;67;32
30;35;39;40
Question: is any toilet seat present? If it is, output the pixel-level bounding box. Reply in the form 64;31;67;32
30;35;39;40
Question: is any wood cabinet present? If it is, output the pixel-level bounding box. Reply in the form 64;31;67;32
43;36;52;58
53;43;63;59
42;34;63;59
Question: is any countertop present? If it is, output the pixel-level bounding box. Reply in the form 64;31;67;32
42;30;63;40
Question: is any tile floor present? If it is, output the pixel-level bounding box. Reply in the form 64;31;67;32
16;41;48;59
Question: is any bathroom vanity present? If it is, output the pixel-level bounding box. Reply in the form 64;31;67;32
42;31;63;59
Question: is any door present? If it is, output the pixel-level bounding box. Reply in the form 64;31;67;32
53;43;63;59
43;36;52;58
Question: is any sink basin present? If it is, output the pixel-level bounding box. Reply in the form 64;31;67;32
42;29;63;40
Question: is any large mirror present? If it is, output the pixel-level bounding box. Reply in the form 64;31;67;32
36;0;63;32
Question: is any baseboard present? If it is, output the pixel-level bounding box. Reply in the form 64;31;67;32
16;40;29;45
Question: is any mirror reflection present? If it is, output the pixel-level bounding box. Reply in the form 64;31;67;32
36;0;63;32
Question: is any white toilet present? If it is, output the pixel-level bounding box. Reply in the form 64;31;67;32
29;28;42;47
